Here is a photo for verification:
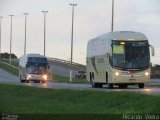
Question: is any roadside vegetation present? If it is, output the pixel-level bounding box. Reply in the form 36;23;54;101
52;74;87;83
0;84;160;115
0;59;19;67
0;60;19;75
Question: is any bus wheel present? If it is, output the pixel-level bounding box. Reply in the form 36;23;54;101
124;84;128;88
138;83;144;88
97;83;103;88
119;84;127;89
108;83;113;89
20;80;25;83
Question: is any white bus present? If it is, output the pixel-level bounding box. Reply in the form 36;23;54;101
19;54;50;83
86;31;154;88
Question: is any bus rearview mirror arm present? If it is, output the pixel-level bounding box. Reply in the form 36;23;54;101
149;44;155;56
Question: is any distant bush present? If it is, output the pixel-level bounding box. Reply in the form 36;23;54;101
0;52;17;59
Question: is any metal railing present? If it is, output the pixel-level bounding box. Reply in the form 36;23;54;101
47;57;86;70
0;57;86;70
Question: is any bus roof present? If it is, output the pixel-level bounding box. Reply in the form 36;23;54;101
88;31;148;43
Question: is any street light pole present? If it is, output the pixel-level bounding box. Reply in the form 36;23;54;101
23;13;29;55
9;15;14;64
42;11;48;56
111;0;114;32
69;3;77;82
0;16;3;59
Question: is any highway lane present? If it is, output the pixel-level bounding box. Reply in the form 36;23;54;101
1;68;160;95
0;68;18;83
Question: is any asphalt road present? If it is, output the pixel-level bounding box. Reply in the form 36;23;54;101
1;68;160;95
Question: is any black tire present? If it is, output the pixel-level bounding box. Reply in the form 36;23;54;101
119;84;128;89
42;81;46;83
118;84;123;89
21;80;25;83
108;83;113;89
35;80;40;83
97;83;103;88
124;84;128;89
138;83;144;88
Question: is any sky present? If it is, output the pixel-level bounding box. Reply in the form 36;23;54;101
0;0;160;65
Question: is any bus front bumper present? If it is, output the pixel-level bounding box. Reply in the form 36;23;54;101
110;69;150;84
26;74;48;81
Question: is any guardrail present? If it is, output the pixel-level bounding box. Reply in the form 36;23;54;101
47;57;86;69
0;57;86;70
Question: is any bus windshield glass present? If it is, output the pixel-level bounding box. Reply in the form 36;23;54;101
27;63;47;74
112;40;150;69
27;57;48;74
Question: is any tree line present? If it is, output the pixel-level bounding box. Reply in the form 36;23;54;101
0;52;17;59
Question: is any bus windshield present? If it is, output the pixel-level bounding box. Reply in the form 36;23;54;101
27;63;47;74
112;40;150;70
26;57;48;74
28;57;47;63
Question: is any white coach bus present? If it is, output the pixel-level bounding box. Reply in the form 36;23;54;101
86;31;154;88
19;54;50;83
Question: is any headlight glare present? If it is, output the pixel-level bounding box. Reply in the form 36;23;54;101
43;75;48;80
144;72;149;76
27;75;31;80
115;72;120;76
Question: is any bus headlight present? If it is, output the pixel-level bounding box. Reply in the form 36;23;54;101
144;72;149;76
43;75;48;80
115;72;120;76
27;75;31;80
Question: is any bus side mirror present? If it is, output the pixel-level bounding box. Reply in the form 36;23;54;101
149;45;155;56
48;66;50;69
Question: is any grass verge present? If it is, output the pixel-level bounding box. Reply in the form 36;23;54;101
52;74;88;83
0;83;160;115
